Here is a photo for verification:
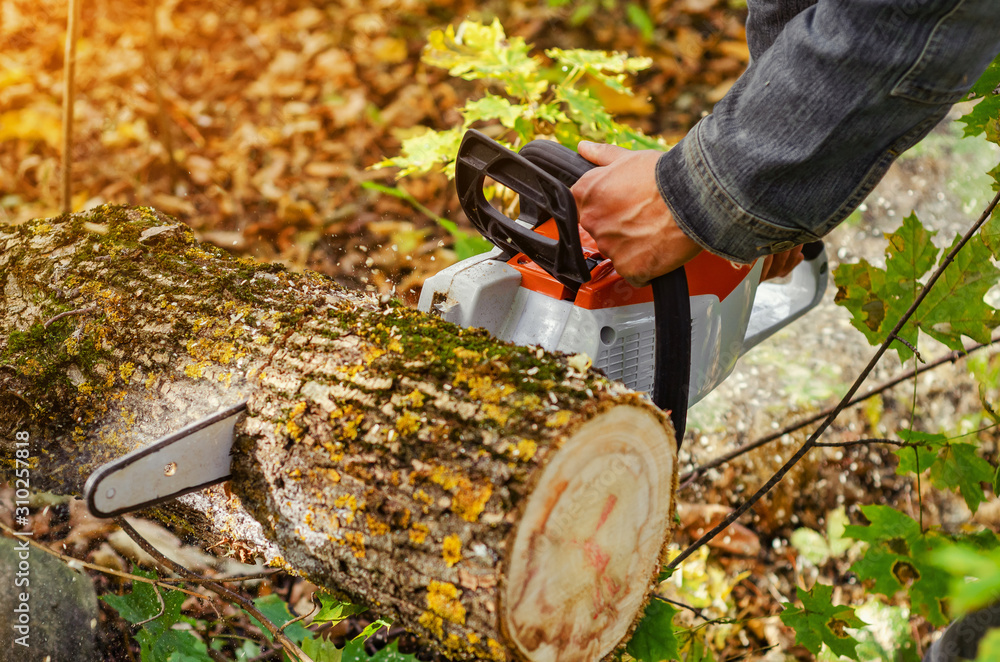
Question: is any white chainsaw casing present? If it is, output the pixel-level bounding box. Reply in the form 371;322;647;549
418;249;812;405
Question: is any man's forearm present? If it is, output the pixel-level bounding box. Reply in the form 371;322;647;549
657;0;1000;263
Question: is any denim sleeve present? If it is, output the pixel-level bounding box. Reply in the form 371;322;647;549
656;0;1000;263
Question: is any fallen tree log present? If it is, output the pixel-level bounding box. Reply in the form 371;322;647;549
0;205;678;662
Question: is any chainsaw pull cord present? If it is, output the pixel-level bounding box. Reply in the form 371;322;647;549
651;268;691;449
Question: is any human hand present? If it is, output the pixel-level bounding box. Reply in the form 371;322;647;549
571;142;702;288
760;245;804;281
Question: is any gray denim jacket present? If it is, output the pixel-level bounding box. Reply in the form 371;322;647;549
656;0;1000;263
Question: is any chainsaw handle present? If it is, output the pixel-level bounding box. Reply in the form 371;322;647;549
455;130;591;290
518;139;597;187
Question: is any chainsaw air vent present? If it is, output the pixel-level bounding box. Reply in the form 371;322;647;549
595;328;655;394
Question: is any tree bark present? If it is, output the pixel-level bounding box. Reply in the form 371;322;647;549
0;205;678;662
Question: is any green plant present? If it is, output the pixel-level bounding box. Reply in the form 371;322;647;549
102;569;415;662
371;18;666;244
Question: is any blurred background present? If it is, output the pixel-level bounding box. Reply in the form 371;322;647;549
0;0;750;303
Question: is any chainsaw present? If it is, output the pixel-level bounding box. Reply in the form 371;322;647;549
83;130;827;518
418;129;829;444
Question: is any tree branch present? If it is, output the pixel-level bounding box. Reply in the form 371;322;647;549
679;331;1000;486
115;518;315;662
667;187;1000;571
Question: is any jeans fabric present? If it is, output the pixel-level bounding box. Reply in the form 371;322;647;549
655;0;1000;263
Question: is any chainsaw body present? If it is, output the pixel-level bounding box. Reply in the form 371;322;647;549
418;131;828;409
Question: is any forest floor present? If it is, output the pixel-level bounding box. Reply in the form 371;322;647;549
2;0;1000;660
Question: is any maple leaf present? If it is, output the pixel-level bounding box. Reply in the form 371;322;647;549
833;213;1000;363
958;53;1000;144
779;583;865;658
843;505;952;626
546;48;652;94
894;429;995;513
423;19;545;101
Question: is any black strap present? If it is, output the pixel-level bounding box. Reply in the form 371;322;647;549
651;267;691;449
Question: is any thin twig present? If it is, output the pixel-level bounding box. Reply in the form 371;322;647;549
279;599;318;634
679;331;1000;485
158;569;282;584
0;517;211;602
134;584;166;626
813;437;907;449
61;0;81;212
115;518;315;662
43;305;97;328
667;188;1000;571
653;595;711;622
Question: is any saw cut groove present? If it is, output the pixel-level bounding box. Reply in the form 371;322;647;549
502;406;677;662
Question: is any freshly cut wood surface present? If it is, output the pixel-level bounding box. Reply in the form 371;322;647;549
1;205;678;660
502;406;677;662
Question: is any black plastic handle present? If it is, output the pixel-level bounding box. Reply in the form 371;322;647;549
454;130;691;443
455;130;592;290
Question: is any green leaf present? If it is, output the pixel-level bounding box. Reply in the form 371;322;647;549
779;584;864;658
894;429;994;512
982;206;1000;260
372;128;464;178
927;543;1000;615
557;86;616;140
791;507;853;565
461;93;530;130
156;630;212;662
975;629;1000;662
929;442;994;512
423;19;545;101
101;569;213;662
833;213;1000;362
843;506;951;626
312;594;367;626
626;598;680;662
302;635;344;662
340;634;419;662
247;594;312;645
546;48;652;94
958;95;1000;142
967;53;1000;98
626;3;655;41
894;429;947;476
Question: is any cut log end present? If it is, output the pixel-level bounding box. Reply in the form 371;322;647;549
501;405;677;662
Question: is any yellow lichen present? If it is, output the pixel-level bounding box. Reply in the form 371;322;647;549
442;534;461;567
545;410;573;428
487;638;505;661
396;410;421;436
430;466;461;492
409;523;429;545
512;438;537;462
184;361;208;379
344;531;366;558
366;514;390;536
418;611;444;638
404;389;426;409
451;480;492;523
467;632;481;645
452;347;480;362
425;580;465;625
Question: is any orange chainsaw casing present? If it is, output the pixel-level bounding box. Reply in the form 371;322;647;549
506;218;756;309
